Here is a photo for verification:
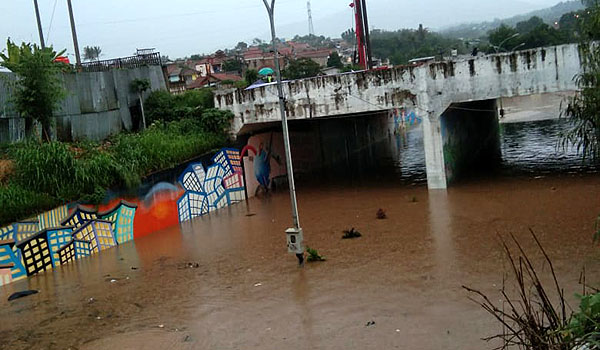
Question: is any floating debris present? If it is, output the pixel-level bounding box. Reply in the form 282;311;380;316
253;282;263;287
8;290;38;301
376;208;387;219
342;228;362;239
365;320;376;327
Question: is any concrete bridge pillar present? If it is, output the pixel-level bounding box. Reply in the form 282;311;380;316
422;111;448;189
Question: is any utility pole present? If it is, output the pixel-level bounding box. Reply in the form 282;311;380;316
307;0;315;36
67;0;81;65
360;0;373;69
262;0;305;266
33;0;46;49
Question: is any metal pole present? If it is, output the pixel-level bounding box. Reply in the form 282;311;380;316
33;0;46;49
262;0;301;230
360;0;373;69
67;0;81;65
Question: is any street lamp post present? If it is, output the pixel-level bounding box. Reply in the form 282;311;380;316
494;33;520;53
261;0;305;266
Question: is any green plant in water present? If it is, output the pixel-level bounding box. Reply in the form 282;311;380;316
306;246;326;262
562;292;600;348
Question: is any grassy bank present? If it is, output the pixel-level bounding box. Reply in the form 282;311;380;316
0;117;228;226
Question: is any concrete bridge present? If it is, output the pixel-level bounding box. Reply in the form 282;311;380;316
215;43;582;189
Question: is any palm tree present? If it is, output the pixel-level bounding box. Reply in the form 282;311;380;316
83;46;102;61
130;79;151;130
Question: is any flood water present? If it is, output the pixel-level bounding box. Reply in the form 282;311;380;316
1;118;600;350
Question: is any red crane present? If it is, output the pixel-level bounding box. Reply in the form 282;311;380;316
350;0;372;70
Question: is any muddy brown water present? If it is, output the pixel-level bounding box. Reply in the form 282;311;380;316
1;119;600;350
1;175;599;350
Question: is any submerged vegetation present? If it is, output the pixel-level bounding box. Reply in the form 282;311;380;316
464;230;600;350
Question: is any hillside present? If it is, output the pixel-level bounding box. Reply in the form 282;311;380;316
441;1;585;39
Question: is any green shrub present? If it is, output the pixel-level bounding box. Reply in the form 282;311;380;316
1;118;229;225
0;183;59;224
562;292;600;348
199;108;234;134
145;89;214;124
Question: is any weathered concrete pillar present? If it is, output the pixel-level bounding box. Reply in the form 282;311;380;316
422;111;448;189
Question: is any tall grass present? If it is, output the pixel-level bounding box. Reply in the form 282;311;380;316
0;118;228;226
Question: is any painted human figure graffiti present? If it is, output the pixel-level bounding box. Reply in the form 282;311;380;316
251;134;282;196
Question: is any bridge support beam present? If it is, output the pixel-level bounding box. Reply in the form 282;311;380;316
422;112;448;189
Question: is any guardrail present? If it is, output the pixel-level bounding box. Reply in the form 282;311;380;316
80;52;162;72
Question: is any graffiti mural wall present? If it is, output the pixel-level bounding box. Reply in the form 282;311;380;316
0;147;251;287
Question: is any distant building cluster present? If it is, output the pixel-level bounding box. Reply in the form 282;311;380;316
0;201;137;285
164;39;353;93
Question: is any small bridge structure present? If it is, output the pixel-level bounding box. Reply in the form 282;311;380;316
215;43;582;189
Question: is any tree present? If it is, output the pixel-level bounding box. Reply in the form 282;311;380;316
561;0;600;159
234;41;248;52
327;52;344;69
515;16;545;34
341;28;356;45
83;45;102;61
0;40;66;142
488;24;520;52
282;58;321;80
130;78;151;130
222;59;243;72
245;69;259;85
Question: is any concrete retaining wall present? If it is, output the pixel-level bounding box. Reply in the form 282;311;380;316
0;66;166;142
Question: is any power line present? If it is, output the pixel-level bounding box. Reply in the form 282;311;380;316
45;0;58;43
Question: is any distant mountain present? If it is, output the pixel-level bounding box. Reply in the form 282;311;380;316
441;1;585;39
275;0;567;40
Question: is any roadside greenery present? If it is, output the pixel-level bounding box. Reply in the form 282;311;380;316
0;113;232;226
0;40;66;142
144;89;214;124
465;230;600;350
369;26;467;65
561;0;600;160
282;58;322;80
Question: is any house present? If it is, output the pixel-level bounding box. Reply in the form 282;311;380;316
13;220;39;243
98;200;137;244
46;227;75;267
187;72;243;89
243;47;287;71
165;63;201;93
37;205;69;230
16;232;54;276
0;263;14;286
61;205;98;229
177;191;209;223
58;239;91;265
0;239;26;281
295;48;334;67
72;220;116;254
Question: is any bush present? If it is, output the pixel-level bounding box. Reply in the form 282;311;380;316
1;117;228;225
0;183;59;225
199;108;234;134
145;89;214;124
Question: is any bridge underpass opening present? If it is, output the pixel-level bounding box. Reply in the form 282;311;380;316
237;111;427;198
429;93;600;186
437;99;502;185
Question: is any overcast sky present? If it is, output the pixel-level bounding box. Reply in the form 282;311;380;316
1;0;565;60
